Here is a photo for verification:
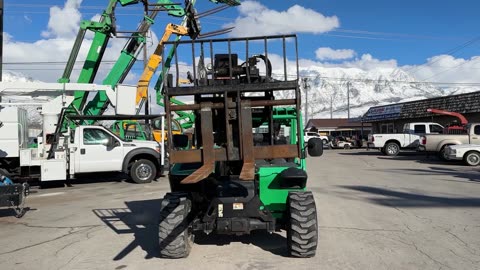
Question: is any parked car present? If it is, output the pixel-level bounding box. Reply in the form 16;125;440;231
304;132;329;144
419;123;480;160
331;136;354;149
445;144;480;166
368;122;444;156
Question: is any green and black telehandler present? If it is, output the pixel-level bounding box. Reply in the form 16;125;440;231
159;34;323;258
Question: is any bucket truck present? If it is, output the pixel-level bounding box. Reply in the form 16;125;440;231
0;82;164;184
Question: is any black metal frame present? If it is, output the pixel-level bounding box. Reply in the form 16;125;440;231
163;35;301;184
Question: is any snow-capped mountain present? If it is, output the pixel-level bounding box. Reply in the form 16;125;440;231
275;66;480;119
3;66;480;127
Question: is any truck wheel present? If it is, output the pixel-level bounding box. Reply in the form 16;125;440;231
287;191;318;258
464;151;480;166
322;139;328;145
344;144;351;149
385;142;400;156
130;159;156;184
439;145;451;161
159;193;193;258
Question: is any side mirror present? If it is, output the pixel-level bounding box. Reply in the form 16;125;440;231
307;138;323;157
172;134;189;148
104;136;114;148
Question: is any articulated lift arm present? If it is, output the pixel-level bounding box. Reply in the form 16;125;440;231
76;0;187;125
427;108;468;125
136;23;191;107
59;0;143;110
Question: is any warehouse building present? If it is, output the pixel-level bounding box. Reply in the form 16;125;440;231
362;91;480;133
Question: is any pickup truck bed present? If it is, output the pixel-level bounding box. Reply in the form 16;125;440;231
418;123;480;160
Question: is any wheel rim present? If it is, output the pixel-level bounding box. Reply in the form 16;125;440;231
468;154;479;165
387;144;398;154
442;149;449;160
136;164;153;181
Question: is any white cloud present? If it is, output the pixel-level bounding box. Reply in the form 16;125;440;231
225;1;339;37
41;0;83;38
403;55;480;83
315;47;356;61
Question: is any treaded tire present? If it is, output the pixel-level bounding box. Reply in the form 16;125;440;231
439;145;452;161
287;191;318;258
130;159;156;184
159;193;193;258
385;142;400;156
464;151;480;166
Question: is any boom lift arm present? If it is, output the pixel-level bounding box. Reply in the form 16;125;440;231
59;0;146;109
135;23;192;107
426;108;468;125
79;0;187;124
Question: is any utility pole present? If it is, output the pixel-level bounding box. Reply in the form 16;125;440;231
303;77;309;126
330;95;333;119
347;81;350;119
0;0;3;104
143;31;149;121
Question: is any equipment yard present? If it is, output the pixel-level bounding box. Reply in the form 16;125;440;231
1;149;479;270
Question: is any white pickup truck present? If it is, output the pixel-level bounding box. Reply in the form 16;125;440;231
445;144;480;166
368;122;444;156
304;132;329;144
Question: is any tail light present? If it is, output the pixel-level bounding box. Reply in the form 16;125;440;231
421;136;426;145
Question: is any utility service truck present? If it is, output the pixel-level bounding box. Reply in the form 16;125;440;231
0;82;164;184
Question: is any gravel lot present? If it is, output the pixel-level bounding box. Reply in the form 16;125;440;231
1;149;479;270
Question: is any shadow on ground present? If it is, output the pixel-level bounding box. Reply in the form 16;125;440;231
93;198;287;260
381;166;480;183
339;185;480;208
194;231;288;257
338;149;466;166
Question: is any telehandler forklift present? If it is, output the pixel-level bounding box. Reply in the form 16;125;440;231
159;35;323;258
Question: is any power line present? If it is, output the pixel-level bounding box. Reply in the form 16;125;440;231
404;36;480;75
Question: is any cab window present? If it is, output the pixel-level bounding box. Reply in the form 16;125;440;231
83;129;112;145
474;125;480;135
413;125;426;134
429;124;444;134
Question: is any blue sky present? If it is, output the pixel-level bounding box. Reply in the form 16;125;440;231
3;0;480;84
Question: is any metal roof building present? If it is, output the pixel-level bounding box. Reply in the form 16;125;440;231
363;91;480;133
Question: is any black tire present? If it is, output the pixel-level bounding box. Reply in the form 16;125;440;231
287;191;318;258
344;144;351;150
130;159;157;184
464;151;480;166
385;142;400;156
159;193;193;258
439;145;452;161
